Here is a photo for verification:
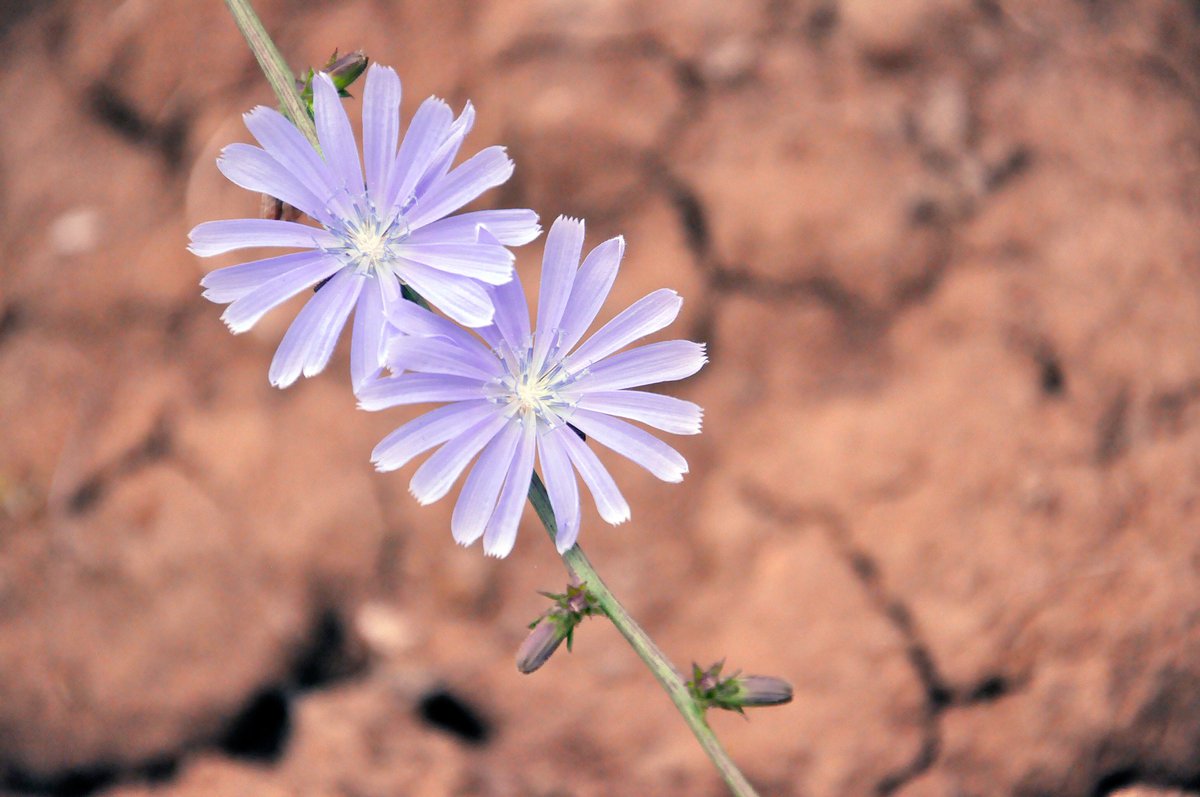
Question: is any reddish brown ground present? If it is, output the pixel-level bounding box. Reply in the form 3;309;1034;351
4;1;1200;795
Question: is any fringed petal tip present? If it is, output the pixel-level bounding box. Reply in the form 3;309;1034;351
605;509;632;526
408;485;439;507
218;309;253;336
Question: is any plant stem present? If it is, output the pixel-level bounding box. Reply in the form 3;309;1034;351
529;476;761;797
222;0;319;148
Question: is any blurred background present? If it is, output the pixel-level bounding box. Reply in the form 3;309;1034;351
3;0;1200;795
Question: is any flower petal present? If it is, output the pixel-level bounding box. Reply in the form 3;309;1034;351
243;105;353;218
188;219;335;257
313;72;365;196
217;144;333;225
537;430;581;551
572;340;707;392
406;209;542;246
399;260;496;328
357;373;486;410
386;335;503;380
362;64;402;201
414;101;475;198
201;250;329;303
566;288;682;371
268;269;365;387
488;264;531;351
452;421;522;546
555;424;629;525
532;216;585;371
350;276;387;389
557;235;624;355
219;255;343;334
386;97;453;211
574;390;703;435
405;146;514;230
410;412;510;505
483;423;537;557
371;399;496;472
395;241;514;285
384;297;494;366
567;409;688;483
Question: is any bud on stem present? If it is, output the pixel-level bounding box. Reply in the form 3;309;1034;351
515;581;600;674
687;660;793;715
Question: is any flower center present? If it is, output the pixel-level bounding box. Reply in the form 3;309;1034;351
489;344;578;426
335;211;410;276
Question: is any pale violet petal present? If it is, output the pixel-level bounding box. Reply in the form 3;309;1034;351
385;335;502;381
487;260;531;350
201;250;329;304
537;430;581;551
410;412;509;505
188;219;335;257
350;277;386;390
556;235;624;355
572;340;707;392
217;144;333;225
407;209;542;246
371;399;496;472
566;289;682;371
567;409;688;483
399;260;495;328
362;64;402;201
313;72;365;196
386;97;453;212
219;255;343;334
574;390;703;435
243;105;353;218
483;423;537;558
451;421;522;546
555;424;630;525
383;297;495;368
532;216;585;371
405;146;514;230
394;242;514;285
357;373;486;410
268;269;365;387
414;101;475;198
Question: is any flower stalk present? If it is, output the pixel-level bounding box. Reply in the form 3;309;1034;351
222;0;319;148
528;475;761;797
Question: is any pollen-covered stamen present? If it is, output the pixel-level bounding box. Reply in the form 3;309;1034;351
333;210;411;276
488;341;579;426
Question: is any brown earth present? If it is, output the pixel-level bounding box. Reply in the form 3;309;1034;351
3;0;1200;795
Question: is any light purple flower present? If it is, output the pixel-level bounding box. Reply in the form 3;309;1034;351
188;64;540;388
358;216;707;557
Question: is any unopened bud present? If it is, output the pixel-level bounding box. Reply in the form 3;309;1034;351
324;50;369;92
516;617;567;674
296;50;370;117
732;675;793;707
688;660;793;714
515;581;600;674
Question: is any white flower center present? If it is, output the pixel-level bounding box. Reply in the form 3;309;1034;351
334;211;410;276
489;344;579;427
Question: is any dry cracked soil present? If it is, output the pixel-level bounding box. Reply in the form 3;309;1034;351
3;1;1200;796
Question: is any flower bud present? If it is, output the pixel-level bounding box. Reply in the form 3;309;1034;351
295;51;370;120
516;617;567;674
515;581;600;674
324;50;369;92
687;660;793;714
732;675;793;707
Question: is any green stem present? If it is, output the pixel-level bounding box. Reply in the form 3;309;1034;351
222;0;319;148
529;476;760;797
